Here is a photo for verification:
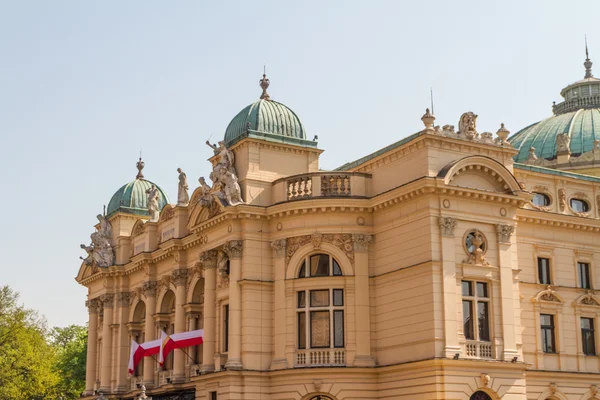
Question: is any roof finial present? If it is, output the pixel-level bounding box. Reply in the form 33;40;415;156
259;66;270;100
585;35;593;79
136;151;145;179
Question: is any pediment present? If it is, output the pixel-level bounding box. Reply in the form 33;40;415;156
438;156;522;194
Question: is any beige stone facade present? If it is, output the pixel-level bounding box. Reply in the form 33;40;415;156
77;102;600;400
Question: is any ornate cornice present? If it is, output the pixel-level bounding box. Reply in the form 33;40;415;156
172;269;189;286
516;211;600;232
223;240;243;259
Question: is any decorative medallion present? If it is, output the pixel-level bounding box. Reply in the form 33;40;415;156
463;230;488;265
277;222;283;231
499;207;507;217
442;199;451;209
356;216;365;226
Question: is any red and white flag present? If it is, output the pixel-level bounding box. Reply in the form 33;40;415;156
159;329;204;366
127;338;161;375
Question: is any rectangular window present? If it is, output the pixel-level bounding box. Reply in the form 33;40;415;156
310;290;329;307
298;312;306;349
310;311;330;348
223;304;229;352
333;289;344;306
463;300;474;340
297;291;306;308
538;258;551;284
541;314;556;353
477;301;490;341
582;317;596;356
333;310;344;348
462;280;490;343
210;391;217;400
462;281;473;296
578;262;591;289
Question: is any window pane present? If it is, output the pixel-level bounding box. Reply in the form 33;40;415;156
333;259;342;276
333;289;344;306
310;290;329;307
541;314;555;353
298;312;306;349
477;302;490;341
462;281;473;296
571;199;589;213
223;305;229;352
463;300;474;340
298;261;306;278
334;310;344;348
582;317;593;330
310;254;330;276
578;262;591;289
540;314;553;327
538;258;551;284
310;311;330;348
297;291;306;308
533;193;550;207
476;282;488;298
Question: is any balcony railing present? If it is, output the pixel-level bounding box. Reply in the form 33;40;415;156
158;370;172;386
295;349;346;367
553;96;600;114
465;340;493;359
188;363;202;377
273;172;371;203
129;376;142;391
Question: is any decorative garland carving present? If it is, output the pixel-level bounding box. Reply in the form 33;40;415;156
496;224;515;243
536;286;561;303
580;291;600;306
438;217;457;237
285;233;354;265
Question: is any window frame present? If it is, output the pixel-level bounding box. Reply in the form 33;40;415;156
570;198;590;213
540;313;556;353
223;304;229;353
296;288;345;350
581;317;596;356
578;261;592;289
461;280;491;342
532;192;551;207
537;257;552;285
297;254;343;278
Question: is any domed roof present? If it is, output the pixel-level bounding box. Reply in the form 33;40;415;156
106;158;169;218
510;45;600;165
223;74;317;148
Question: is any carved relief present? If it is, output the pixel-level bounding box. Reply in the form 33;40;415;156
199;250;218;270
558;189;566;212
537;286;561;303
223;240;243;259
480;373;490;387
285;234;355;265
101;293;114;308
160;206;175;222
85;298;102;314
172;269;189;286
311;233;323;250
142;281;158;297
438;217;457;237
352;234;373;252
496;224;515;243
270;240;286;258
581;292;600;306
217;251;230;289
458;112;478;139
132;222;146;237
463;230;488;265
117;292;131;307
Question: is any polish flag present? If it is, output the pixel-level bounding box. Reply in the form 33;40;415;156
159;329;204;365
159;331;176;366
128;338;161;375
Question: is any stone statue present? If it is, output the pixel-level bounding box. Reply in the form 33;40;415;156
206;140;236;175
80;214;115;268
458;112;478;139
146;184;160;222
198;140;244;212
220;168;243;206
556;133;571;154
177;168;189;206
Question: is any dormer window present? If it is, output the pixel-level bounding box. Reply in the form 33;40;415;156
532;193;551;207
570;198;589;213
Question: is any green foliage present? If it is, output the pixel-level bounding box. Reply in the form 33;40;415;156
51;325;88;399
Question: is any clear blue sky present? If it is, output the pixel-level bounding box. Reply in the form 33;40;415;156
0;0;597;328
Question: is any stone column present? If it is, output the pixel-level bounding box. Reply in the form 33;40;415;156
352;234;375;366
84;299;101;395
115;292;131;392
142;281;157;387
172;269;189;382
200;250;218;373
224;240;243;370
496;224;519;361
438;217;462;358
270;239;288;370
99;293;114;393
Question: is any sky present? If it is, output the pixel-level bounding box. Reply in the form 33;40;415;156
0;0;598;328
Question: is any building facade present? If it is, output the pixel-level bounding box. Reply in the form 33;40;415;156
77;61;600;400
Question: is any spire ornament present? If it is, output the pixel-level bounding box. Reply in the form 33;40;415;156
259;68;270;100
136;156;145;179
585;36;593;79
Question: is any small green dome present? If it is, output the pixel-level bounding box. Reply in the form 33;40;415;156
223;74;317;148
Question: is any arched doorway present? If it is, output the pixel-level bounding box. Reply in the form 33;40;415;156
470;391;492;400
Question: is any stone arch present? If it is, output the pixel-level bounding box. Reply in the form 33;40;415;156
470;390;494;400
537;388;569;400
188;276;205;304
285;241;354;280
187;197;211;229
158;204;175;224
574;293;600;307
533;287;565;304
131;219;146;237
130;300;146;323
300;394;337;400
158;289;176;314
76;262;95;281
438;155;522;194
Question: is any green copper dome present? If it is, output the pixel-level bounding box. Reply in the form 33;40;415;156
223;74;317;148
106;159;169;217
510;47;600;165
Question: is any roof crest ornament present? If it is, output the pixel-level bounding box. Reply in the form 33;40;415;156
136;153;145;180
259;66;270;100
585;35;593;79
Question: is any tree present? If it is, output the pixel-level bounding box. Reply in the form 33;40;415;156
50;325;87;399
0;285;59;400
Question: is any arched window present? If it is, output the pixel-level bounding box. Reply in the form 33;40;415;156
308;396;335;400
570;198;590;213
470;391;492;400
532;192;551;207
298;254;343;278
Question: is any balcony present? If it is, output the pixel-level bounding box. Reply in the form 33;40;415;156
158;370;172;386
295;349;346;367
188;363;202;377
129;376;142;391
465;340;493;359
272;172;371;203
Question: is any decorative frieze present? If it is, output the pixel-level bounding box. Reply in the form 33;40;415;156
438;217;457;237
581;291;600;306
352;234;373;253
496;224;515;243
199;250;218;270
142;281;158;297
117;292;131;307
172;269;189;286
285;233;354;265
311;233;323;249
85;298;102;314
223;240;243;259
100;293;114;308
270;240;286;258
558;189;566;212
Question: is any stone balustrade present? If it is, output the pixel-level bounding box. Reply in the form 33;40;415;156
295;349;346;367
465;340;493;359
272;172;371;203
159;370;173;386
553;96;600;114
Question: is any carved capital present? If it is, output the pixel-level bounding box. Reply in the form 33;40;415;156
117;292;131;307
142;281;158;297
100;293;114;308
199;250;218;269
496;224;515;243
438;216;457;237
223;240;243;259
271;239;286;258
85;298;102;314
352;234;373;252
172;269;189;286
